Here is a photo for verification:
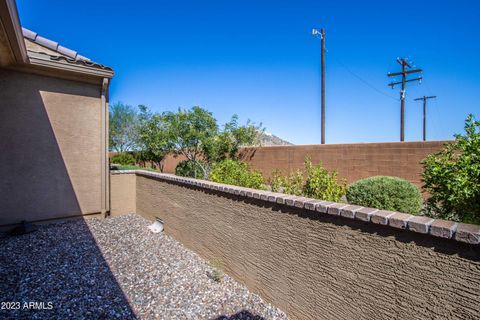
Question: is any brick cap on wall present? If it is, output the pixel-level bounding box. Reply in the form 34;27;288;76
111;170;480;245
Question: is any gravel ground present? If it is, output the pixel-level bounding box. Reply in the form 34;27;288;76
0;214;288;320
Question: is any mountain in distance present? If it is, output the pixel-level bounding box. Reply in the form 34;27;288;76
256;131;293;146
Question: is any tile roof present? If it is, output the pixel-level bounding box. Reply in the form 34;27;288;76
22;27;113;72
22;27;90;61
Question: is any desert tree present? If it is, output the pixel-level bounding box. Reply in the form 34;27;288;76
109;102;140;152
137;105;171;171
165;106;262;178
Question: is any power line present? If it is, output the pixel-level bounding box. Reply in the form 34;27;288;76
336;60;399;101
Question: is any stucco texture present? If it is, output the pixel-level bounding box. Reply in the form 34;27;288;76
158;141;447;189
0;69;102;225
135;175;480;320
110;173;136;216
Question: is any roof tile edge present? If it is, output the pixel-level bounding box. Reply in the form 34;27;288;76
22;27;90;61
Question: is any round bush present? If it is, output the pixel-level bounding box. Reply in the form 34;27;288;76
111;152;136;166
346;176;422;214
175;160;206;179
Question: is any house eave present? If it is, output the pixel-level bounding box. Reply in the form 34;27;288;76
0;0;28;65
28;51;114;79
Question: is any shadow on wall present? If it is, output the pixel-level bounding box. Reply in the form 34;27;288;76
0;218;137;319
214;310;266;320
0;69;101;226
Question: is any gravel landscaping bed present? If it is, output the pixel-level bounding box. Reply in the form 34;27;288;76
0;214;288;320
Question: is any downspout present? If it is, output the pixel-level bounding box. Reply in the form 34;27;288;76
101;78;110;218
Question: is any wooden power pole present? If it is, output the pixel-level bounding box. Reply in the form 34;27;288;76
414;95;436;141
312;27;326;144
388;58;422;141
321;28;325;145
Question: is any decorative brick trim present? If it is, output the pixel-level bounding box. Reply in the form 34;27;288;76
327;203;349;216
276;195;296;205
339;205;363;219
389;212;412;229
316;201;335;214
371;210;396;225
114;170;480;245
455;224;480;244
408;216;434;234
355;207;378;222
430;220;457;239
305;200;324;211
293;197;311;209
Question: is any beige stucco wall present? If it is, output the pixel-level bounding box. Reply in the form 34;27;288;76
134;174;480;320
0;68;103;225
110;173;136;216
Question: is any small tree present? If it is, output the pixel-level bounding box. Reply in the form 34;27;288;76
109;102;139;152
137;105;171;171
175;160;207;179
164;106;218;177
213;115;262;162
167;106;262;178
422;114;480;224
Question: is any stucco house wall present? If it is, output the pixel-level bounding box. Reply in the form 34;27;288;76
0;69;105;225
0;0;113;226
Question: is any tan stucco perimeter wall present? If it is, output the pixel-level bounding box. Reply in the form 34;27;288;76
110;173;136;216
0;69;102;225
241;141;449;188
135;175;480;320
160;141;448;188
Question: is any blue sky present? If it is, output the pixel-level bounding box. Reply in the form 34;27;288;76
17;0;480;144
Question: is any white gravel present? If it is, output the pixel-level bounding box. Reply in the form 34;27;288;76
0;214;288;319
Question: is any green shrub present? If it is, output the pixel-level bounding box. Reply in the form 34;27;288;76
303;158;346;202
283;170;304;196
270;169;285;192
269;158;346;201
422;114;480;224
111;152;136;166
210;160;265;189
209;258;225;283
346;176;422;214
175;160;206;179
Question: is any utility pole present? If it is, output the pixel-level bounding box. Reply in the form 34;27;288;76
388;58;422;141
312;27;326;144
414;95;436;141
